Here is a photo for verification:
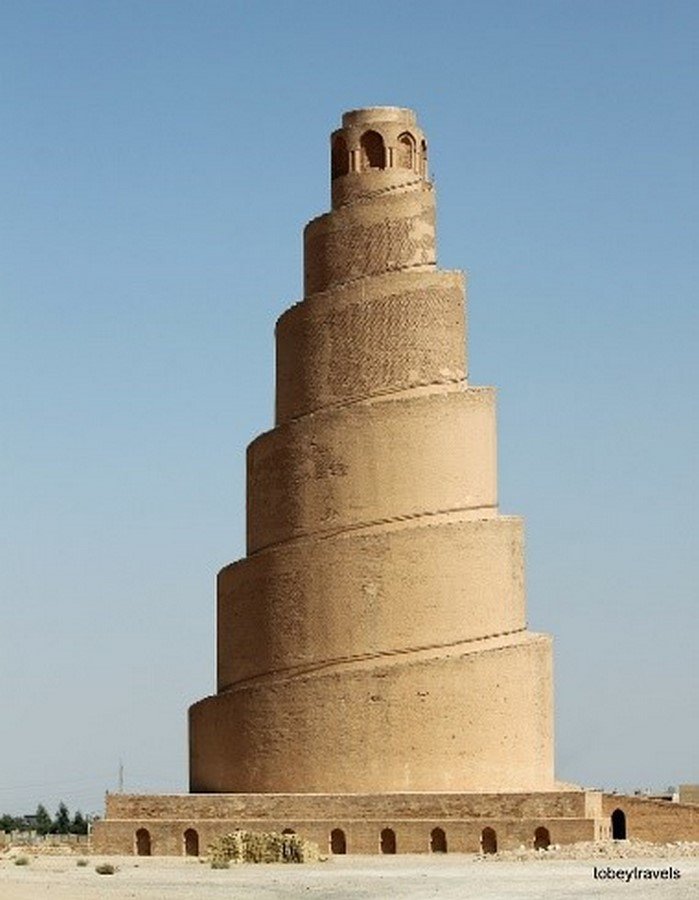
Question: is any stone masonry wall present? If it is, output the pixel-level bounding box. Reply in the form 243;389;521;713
602;794;699;842
275;270;466;423
217;515;525;691
91;816;596;857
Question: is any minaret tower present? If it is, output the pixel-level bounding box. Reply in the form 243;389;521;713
189;107;555;794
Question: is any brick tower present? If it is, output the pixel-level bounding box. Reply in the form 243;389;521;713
93;109;699;854
189;106;555;794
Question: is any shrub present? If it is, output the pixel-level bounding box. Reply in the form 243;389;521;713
14;856;29;866
208;830;319;865
95;863;116;875
76;858;88;866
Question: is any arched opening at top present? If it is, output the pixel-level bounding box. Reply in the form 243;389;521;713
360;130;386;171
430;827;447;853
331;135;349;180
183;828;199;857
330;828;346;855
396;132;415;169
481;826;497;855
380;827;396;854
534;826;551;850
611;808;627;840
135;827;151;857
420;139;428;176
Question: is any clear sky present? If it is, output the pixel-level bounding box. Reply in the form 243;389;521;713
1;0;697;818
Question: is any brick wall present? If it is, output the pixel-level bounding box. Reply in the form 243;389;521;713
105;790;593;822
93;800;596;857
602;794;699;842
275;270;466;423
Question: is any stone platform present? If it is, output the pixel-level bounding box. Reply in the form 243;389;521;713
93;789;606;856
92;790;699;857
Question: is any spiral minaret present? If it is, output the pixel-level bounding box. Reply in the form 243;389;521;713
189;107;555;794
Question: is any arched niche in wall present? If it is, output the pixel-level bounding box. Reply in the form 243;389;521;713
360;130;386;171
481;827;497;855
331;135;349;179
330;828;347;854
183;828;199;857
135;828;151;856
396;131;416;169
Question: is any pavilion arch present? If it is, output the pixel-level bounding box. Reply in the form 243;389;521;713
534;826;551;850
611;808;627;840
396;131;416;169
481;826;497;854
331;135;349;179
380;827;396;854
330;828;347;854
183;828;199;857
360;130;386;170
420;138;428;176
135;827;151;856
430;826;447;853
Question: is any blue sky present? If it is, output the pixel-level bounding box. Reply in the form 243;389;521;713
1;0;697;816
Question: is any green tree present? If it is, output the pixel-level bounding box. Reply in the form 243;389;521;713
71;810;88;835
34;804;52;835
1;813;22;832
53;802;71;834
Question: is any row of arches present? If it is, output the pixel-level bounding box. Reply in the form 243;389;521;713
373;826;549;856
331;130;427;179
135;827;199;857
132;824;549;857
133;813;628;857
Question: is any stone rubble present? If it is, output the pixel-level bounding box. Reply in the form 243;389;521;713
481;839;699;862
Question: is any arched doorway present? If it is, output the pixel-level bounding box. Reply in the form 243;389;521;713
183;828;199;857
396;132;415;169
330;828;346;854
360;130;386;170
380;827;396;854
430;827;447;853
481;827;497;854
135;827;151;856
611;808;627;840
331;135;349;179
534;826;551;850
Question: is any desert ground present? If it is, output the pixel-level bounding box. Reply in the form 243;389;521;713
1;849;698;900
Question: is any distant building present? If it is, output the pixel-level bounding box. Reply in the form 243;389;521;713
679;785;699;806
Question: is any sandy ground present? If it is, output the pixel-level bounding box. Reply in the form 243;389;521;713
0;854;697;900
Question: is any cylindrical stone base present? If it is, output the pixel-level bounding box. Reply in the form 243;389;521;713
190;632;554;795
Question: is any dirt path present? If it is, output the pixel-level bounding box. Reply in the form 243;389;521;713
1;854;698;899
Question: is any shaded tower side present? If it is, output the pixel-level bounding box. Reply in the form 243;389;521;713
189;107;554;793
